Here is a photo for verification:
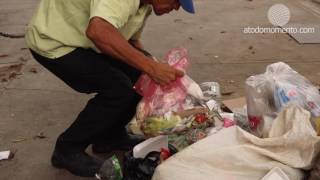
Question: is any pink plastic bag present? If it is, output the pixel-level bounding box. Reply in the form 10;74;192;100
134;48;189;118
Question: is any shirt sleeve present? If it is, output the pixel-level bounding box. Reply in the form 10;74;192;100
90;0;136;29
130;7;152;40
131;26;143;40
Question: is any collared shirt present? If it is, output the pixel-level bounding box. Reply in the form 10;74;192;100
26;0;152;59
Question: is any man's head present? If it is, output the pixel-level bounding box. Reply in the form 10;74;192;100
145;0;195;15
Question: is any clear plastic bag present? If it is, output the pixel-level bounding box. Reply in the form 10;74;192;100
245;62;320;136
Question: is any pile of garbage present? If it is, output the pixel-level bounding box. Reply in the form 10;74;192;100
132;48;233;150
98;48;320;180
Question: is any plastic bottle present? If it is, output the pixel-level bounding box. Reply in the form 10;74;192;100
95;155;122;180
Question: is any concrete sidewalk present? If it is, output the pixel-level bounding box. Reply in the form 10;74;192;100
0;0;320;179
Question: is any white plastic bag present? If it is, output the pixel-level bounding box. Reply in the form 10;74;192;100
246;62;320;137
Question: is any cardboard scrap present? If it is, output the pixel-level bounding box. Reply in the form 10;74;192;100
222;97;246;112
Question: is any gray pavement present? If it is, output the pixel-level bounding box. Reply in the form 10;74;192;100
0;0;320;179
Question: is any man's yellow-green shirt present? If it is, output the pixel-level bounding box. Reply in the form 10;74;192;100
26;0;152;59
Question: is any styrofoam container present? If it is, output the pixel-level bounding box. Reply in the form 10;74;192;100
261;167;290;180
0;151;11;160
133;135;168;158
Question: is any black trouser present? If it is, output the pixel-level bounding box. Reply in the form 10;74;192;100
30;48;144;153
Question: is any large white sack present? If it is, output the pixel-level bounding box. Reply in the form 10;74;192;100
153;105;320;180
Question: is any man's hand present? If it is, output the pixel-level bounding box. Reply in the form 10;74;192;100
128;40;185;84
147;62;184;86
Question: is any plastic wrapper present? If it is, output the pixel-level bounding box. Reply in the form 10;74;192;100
200;82;222;99
142;115;182;136
245;62;320;137
168;128;210;151
140;107;213;136
185;129;207;144
168;134;189;151
232;106;251;132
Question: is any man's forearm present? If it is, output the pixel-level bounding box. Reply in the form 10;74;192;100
129;39;144;50
86;17;155;74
